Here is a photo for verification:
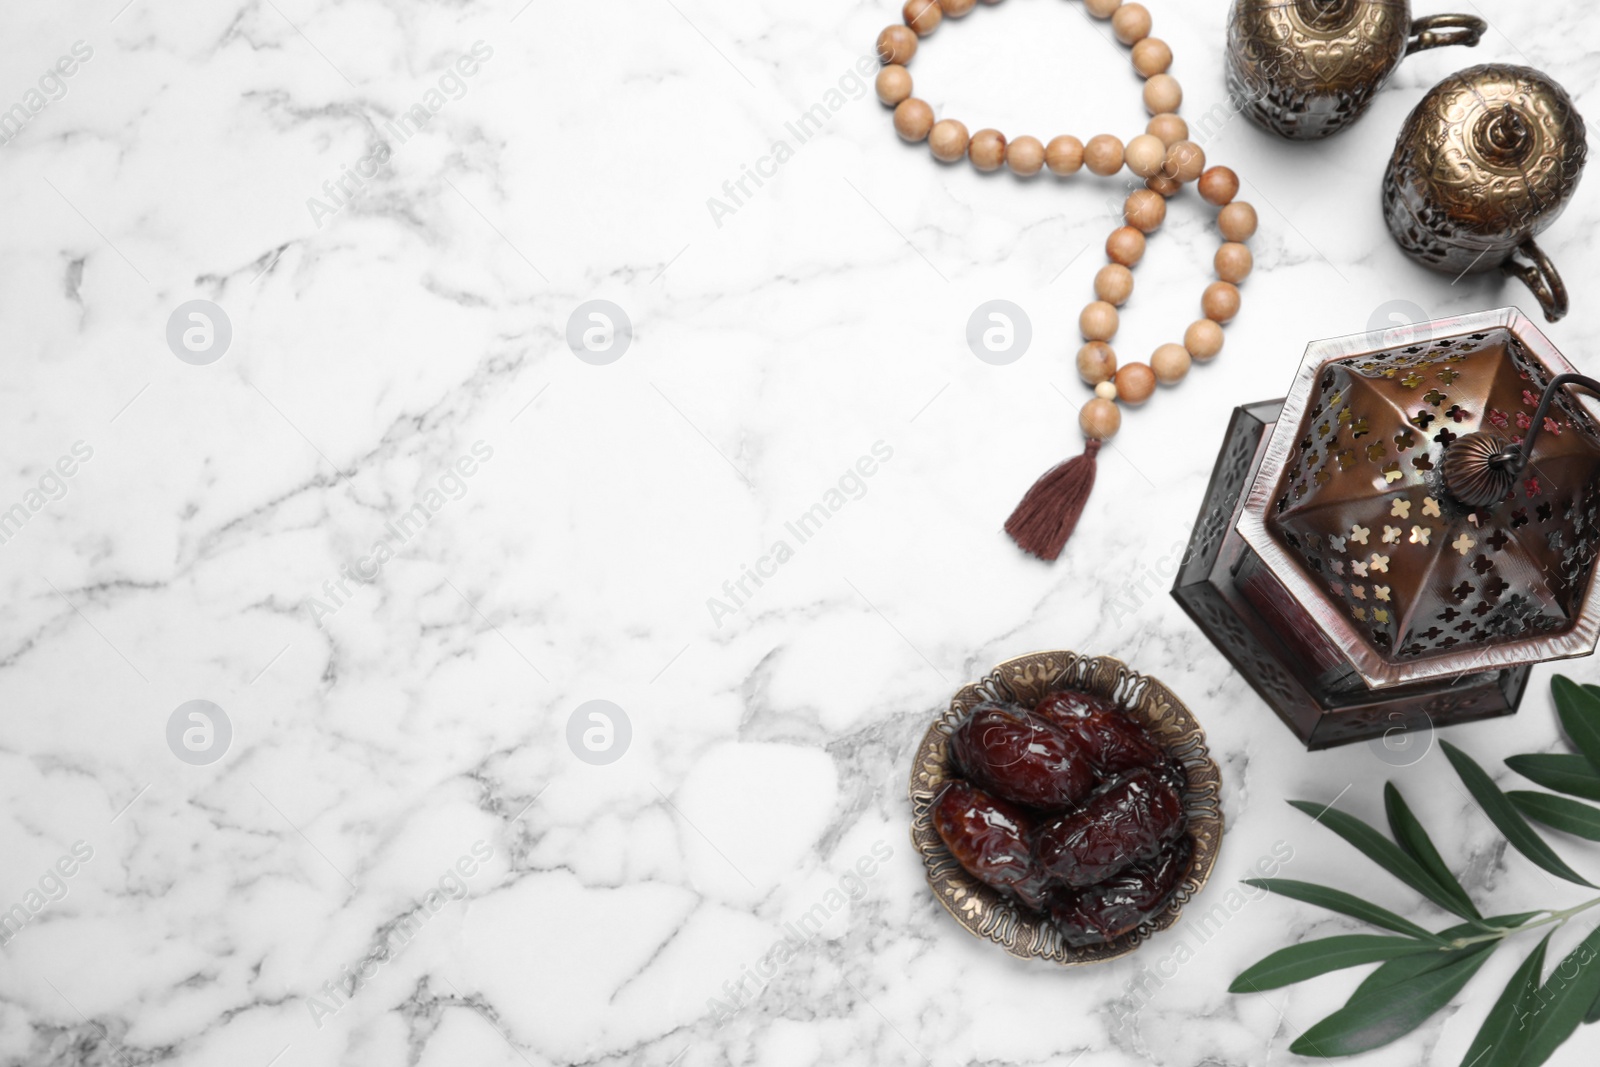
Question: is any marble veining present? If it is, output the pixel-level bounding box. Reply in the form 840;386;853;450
3;0;1600;1065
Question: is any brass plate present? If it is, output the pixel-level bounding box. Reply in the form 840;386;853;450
908;651;1224;964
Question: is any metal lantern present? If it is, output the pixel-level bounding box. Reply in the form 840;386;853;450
1226;0;1485;141
1173;309;1600;749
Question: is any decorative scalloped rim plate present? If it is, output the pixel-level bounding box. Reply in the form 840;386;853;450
908;650;1224;964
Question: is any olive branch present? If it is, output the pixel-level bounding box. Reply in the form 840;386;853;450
1231;675;1600;1064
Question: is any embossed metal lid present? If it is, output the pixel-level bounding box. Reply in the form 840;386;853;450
1238;309;1600;687
1236;0;1406;14
1390;64;1587;237
1231;0;1408;38
1231;0;1408;48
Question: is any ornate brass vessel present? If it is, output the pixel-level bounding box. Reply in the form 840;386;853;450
1384;65;1587;322
1227;0;1485;140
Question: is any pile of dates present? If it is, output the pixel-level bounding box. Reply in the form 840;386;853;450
932;689;1191;947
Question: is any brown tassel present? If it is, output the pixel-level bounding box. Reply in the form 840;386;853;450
1005;439;1101;561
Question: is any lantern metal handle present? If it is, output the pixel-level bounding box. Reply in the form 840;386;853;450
1443;373;1600;507
1516;373;1600;467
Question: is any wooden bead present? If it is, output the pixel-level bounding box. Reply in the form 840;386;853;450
1185;318;1224;361
1085;0;1122;18
1219;201;1259;242
1216;242;1254;284
1006;135;1045;176
1132;38;1173;77
1143;74;1182;114
1112;3;1152;44
1146;113;1188;146
1124;133;1166;178
1203;281;1242;323
1124;189;1166;233
929;118;970;162
1164;140;1206;184
1080;397;1122;441
1147;175;1182;197
894;98;935;142
941;0;978;14
1094;380;1118;401
1106;226;1146;266
1077;341;1118;384
903;0;942;36
1198;166;1240;206
968;128;1006;171
877;25;918;65
1084;134;1125;176
1080;300;1119;341
1094;263;1134;306
876;65;913;106
1046;135;1085;175
1151;343;1191;385
1115;363;1156;405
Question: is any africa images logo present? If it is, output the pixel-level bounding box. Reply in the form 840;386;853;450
0;41;93;147
0;841;93;947
706;441;893;627
305;441;495;624
306;41;494;229
0;441;94;548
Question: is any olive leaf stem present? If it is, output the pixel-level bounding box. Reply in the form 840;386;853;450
1442;895;1600;950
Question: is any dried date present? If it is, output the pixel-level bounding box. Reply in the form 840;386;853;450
1034;768;1186;888
949;702;1095;812
1034;689;1118;722
1035;702;1168;780
931;780;1053;910
1156;757;1188;796
1051;835;1194;947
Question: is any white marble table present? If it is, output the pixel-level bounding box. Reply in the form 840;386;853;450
4;0;1600;1064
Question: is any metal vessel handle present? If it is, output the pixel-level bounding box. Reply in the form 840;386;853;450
1405;14;1487;56
1503;238;1570;322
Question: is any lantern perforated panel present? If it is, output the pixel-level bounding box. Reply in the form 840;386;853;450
1265;328;1600;664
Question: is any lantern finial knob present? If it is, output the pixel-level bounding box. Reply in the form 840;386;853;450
1441;431;1521;508
1442;373;1600;508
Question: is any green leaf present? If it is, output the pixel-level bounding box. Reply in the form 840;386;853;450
1352;944;1482;1003
1585;983;1600;1026
1509;791;1600;841
1242;879;1443;943
1352;915;1538;1002
1456;932;1551;1067
1289;943;1495;1057
1521;922;1600;1067
1505;753;1600;801
1230;935;1442;993
1440;742;1597;889
1552;676;1600;768
1384;782;1482;921
1288;799;1481;919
